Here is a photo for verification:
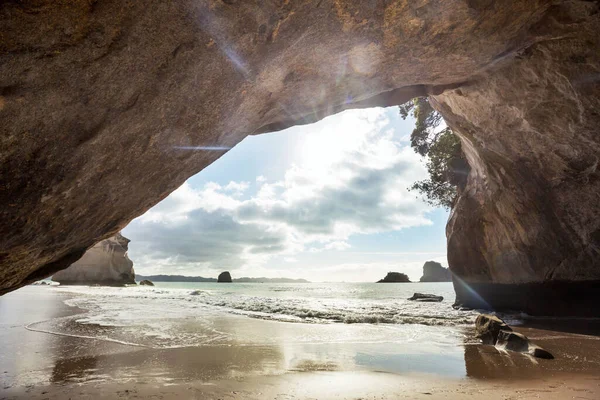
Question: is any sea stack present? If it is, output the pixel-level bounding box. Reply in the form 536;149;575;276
419;261;452;282
217;271;232;283
51;234;135;286
377;272;410;283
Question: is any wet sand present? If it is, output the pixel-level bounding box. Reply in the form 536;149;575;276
2;286;600;399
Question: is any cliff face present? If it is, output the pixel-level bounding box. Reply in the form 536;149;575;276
433;1;600;315
52;234;135;285
1;0;599;316
0;0;553;294
420;261;452;282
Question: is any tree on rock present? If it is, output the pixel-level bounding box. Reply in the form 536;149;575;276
399;97;470;209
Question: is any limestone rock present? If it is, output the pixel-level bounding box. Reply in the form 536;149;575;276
419;261;452;282
496;330;554;359
217;271;232;283
139;280;154;286
408;293;443;302
434;1;600;316
1;0;600;316
475;314;512;345
51;234;135;286
0;0;557;295
377;272;410;283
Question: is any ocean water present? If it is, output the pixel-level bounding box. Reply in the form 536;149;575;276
5;283;597;388
36;282;480;349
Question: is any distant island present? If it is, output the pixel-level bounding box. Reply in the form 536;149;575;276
376;272;410;283
217;271;232;283
419;261;452;282
136;274;310;283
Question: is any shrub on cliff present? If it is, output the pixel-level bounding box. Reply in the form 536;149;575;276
399;97;469;209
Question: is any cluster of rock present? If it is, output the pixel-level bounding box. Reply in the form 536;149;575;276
419;261;452;282
475;314;553;359
139;279;154;286
376;272;410;283
51;234;135;286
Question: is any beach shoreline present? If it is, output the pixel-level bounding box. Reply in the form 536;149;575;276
2;285;600;399
3;369;600;400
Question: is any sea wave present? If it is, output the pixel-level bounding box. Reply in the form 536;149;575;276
186;291;476;326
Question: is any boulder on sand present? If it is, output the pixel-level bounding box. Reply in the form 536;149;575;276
217;271;232;283
496;330;554;359
475;314;553;359
408;293;443;302
475;314;512;344
139;280;154;286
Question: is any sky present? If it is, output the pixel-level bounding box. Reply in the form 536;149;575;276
123;107;449;282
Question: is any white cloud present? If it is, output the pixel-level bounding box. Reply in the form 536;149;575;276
124;108;434;277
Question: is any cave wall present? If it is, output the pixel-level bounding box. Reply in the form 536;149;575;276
3;1;599;314
0;0;555;295
432;0;600;316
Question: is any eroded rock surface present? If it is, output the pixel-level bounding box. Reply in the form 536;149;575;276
419;261;452;282
51;234;135;286
1;0;599;314
433;1;600;316
0;0;554;294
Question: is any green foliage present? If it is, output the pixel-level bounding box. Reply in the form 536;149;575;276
399;98;469;209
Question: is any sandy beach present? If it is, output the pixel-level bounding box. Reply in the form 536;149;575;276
2;285;600;399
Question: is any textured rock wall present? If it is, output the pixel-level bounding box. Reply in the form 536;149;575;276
52;234;135;285
0;0;554;294
432;1;600;315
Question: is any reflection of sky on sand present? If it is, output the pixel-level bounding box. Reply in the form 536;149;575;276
3;287;600;388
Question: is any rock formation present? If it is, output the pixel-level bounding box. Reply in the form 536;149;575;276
408;293;443;302
1;1;599;317
217;271;232;283
475;314;553;359
377;272;410;283
435;1;600;316
139;279;154;286
419;261;452;282
51;234;135;286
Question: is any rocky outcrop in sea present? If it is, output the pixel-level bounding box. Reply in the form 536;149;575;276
217;271;232;283
377;272;410;283
51;234;135;286
419;261;452;282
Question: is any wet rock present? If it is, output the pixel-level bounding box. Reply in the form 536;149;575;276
217;271;232;283
377;272;410;283
408;293;443;302
139;280;154;286
475;314;512;344
495;330;529;352
495;330;554;359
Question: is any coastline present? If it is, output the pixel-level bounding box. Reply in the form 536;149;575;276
1;285;600;399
